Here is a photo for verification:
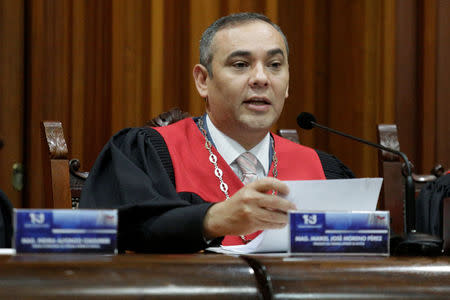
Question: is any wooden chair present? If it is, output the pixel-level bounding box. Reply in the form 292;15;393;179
277;129;300;144
377;124;450;254
40;121;72;208
41;121;89;209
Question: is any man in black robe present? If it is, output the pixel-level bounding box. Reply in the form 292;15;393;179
80;13;353;253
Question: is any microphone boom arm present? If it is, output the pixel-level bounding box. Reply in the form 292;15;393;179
311;121;416;234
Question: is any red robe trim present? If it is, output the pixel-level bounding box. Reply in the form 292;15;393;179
154;118;326;246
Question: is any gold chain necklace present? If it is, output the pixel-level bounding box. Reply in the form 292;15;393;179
197;118;278;243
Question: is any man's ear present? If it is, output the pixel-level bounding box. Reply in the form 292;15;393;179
285;83;289;98
193;64;209;98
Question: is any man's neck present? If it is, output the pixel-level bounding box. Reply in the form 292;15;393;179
205;114;271;174
206;116;269;150
230;131;268;150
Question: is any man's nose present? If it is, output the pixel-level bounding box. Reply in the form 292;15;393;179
249;63;269;87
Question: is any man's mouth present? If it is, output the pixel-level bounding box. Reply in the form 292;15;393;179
243;97;271;106
243;97;272;112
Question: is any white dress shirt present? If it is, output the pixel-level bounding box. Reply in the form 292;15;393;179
206;114;271;181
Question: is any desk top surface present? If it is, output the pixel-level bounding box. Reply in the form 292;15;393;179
1;254;449;299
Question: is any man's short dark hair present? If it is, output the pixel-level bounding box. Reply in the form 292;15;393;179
199;12;289;77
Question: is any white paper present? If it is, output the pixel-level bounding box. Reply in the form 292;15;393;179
0;248;15;255
207;178;383;254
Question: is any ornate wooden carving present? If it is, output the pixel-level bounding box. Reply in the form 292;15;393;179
69;159;89;208
69;159;89;180
377;124;400;162
431;164;446;177
40;121;71;208
146;108;190;127
41;121;68;159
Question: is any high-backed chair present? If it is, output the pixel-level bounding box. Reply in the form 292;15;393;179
377;124;449;254
277;129;300;144
41;121;89;208
40;121;73;209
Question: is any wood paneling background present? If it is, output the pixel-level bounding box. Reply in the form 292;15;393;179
0;0;24;208
0;0;448;208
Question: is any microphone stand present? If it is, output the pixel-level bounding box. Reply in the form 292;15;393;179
307;120;443;255
310;121;415;234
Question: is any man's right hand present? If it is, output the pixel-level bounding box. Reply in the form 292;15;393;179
202;177;297;239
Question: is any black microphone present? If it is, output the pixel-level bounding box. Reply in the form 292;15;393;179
297;112;442;255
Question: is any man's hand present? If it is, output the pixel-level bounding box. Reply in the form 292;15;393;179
203;177;296;239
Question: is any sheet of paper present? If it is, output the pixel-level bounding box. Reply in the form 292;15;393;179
207;178;383;254
0;249;15;255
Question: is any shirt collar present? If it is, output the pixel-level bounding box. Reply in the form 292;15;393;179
206;114;271;175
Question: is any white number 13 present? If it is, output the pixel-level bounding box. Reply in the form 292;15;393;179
302;214;317;225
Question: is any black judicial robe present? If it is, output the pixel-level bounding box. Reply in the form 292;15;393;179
80;118;354;253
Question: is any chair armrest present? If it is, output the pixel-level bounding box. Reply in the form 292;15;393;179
40;121;72;208
277;129;300;144
412;173;437;182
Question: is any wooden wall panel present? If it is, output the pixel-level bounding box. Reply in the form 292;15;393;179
9;0;447;208
111;0;152;132
162;0;192;113
224;0;266;13
278;0;395;178
25;0;73;208
435;0;450;170
327;0;396;177
311;0;330;151
76;0;113;169
0;0;24;207
380;0;396;124
69;0;86;169
150;0;164;117
278;0;324;148
328;0;368;177
189;0;221;116
395;0;419;170
417;0;437;172
395;0;449;173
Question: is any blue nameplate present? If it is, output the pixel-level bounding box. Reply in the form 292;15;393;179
289;211;389;255
14;209;118;254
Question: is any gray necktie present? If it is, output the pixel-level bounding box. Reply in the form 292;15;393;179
236;152;258;184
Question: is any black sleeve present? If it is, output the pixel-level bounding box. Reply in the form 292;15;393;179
315;150;355;179
79;127;221;253
0;189;13;248
415;174;450;237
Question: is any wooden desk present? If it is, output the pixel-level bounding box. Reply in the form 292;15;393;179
0;254;449;299
246;255;450;299
0;254;259;299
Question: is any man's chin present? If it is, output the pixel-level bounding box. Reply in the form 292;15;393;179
240;118;276;132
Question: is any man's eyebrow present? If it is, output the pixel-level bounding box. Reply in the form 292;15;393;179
267;48;285;58
225;48;285;61
226;50;251;61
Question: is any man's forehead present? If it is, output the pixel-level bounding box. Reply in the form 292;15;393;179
211;21;287;57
